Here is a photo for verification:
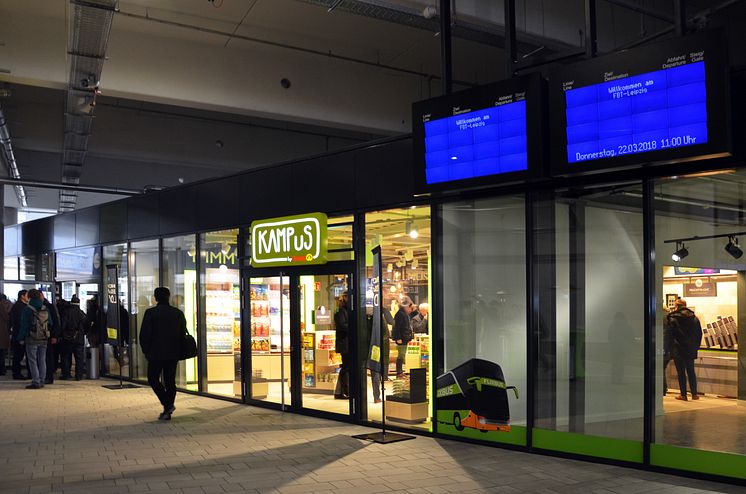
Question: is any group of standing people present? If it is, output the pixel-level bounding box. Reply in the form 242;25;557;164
0;289;100;388
0;284;189;423
664;298;704;401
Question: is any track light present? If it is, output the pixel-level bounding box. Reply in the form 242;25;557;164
672;242;689;262
725;236;743;259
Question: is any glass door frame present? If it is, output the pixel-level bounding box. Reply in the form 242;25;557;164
242;261;357;420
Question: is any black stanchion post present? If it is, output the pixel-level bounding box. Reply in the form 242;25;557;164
352;246;414;444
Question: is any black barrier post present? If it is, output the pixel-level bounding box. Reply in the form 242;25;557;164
102;263;138;390
352;246;414;444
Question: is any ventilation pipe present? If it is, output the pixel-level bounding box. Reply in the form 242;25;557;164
0;105;28;208
60;0;117;212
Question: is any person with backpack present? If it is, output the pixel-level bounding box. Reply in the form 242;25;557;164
17;289;55;389
60;295;87;380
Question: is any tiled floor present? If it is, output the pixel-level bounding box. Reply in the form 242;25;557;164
0;375;742;494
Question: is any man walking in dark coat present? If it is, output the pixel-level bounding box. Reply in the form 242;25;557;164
667;298;703;401
139;287;186;420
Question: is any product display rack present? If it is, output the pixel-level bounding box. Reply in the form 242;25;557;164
205;282;235;354
302;331;341;393
250;284;271;353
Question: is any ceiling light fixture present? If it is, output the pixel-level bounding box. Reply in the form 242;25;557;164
671;242;689;262
725;236;743;259
406;221;419;239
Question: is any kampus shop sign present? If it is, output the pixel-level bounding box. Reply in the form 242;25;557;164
250;213;327;268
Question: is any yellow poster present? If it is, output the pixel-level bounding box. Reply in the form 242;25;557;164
107;327;118;340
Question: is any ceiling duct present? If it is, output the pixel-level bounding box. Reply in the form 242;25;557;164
294;0;574;53
60;0;117;212
0;104;28;208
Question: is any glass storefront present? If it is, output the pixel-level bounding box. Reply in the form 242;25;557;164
31;176;746;482
129;239;159;382
364;206;432;431
163;235;199;391
201;229;241;398
533;183;645;462
652;169;746;476
441;195;527;445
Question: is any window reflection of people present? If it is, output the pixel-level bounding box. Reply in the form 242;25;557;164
371;299;394;404
662;306;674;395
609;312;634;384
334;292;350;399
86;295;102;347
666;299;703;401
391;296;414;378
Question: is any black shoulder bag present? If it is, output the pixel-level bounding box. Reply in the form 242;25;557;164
180;329;198;360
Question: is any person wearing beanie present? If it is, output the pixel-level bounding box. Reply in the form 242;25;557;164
18;289;54;389
60;295;87;380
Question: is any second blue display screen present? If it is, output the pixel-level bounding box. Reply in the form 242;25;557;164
565;61;707;164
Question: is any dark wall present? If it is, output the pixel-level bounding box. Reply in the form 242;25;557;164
8;136;416;254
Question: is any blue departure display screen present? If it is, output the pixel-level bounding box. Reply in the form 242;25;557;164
423;99;528;184
564;61;707;164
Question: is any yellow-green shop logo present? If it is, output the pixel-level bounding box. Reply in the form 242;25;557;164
251;213;328;268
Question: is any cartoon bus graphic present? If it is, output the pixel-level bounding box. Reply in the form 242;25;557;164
436;358;518;433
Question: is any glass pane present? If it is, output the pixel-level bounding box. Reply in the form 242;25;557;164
364;206;432;431
20;255;35;281
56;247;98;280
78;283;99;316
300;274;350;414
163;235;199;391
441;196;527;444
250;276;290;406
102;244;129;377
654;170;746;458
328;223;354;262
4;256;18;281
130;239;159;382
202;229;241;398
534;183;644;455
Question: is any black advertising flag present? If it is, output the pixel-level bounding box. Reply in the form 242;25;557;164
105;264;121;346
366;246;383;374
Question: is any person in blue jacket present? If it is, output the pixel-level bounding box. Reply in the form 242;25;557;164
17;289;55;389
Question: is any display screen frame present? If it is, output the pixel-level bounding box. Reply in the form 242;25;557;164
549;30;731;177
412;74;544;193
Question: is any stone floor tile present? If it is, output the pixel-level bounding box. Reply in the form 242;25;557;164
0;375;740;494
